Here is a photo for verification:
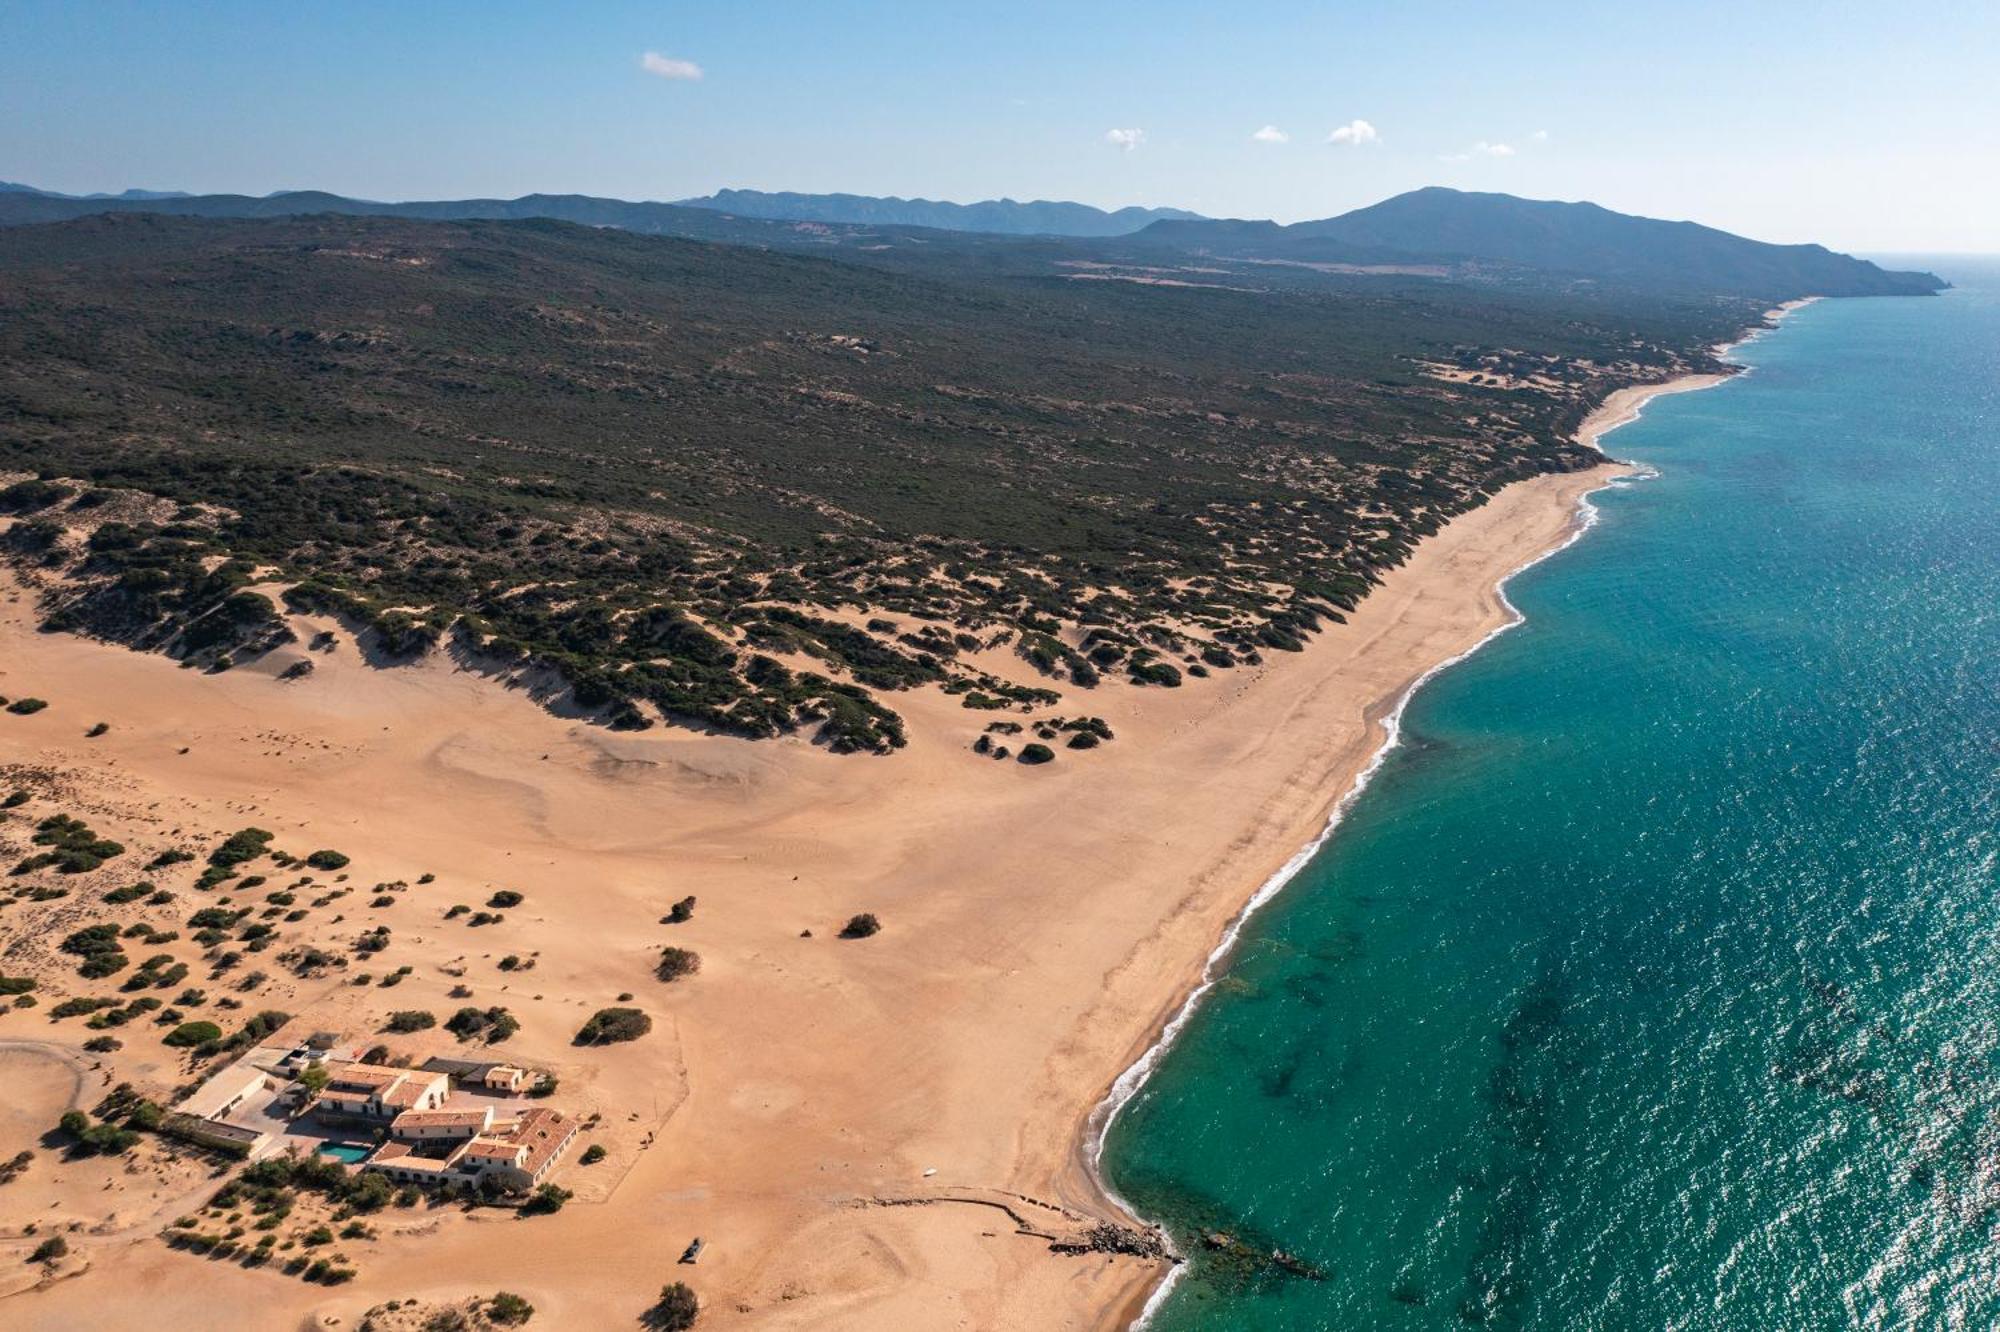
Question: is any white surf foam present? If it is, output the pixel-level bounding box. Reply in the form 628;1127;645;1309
1081;317;1792;1325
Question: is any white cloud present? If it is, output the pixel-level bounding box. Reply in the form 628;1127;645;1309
1105;127;1145;151
1440;140;1517;162
640;51;703;81
1251;125;1289;144
1327;119;1379;147
1530;129;1549;142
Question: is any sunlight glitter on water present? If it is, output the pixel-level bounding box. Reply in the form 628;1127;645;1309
1106;263;2000;1331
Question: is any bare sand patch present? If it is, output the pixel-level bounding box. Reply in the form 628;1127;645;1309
0;464;1621;1329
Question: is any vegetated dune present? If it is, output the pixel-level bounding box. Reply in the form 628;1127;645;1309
0;460;1619;1329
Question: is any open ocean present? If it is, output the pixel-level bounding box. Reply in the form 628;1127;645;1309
1102;260;2000;1330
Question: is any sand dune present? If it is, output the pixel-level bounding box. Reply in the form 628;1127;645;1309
0;462;1622;1329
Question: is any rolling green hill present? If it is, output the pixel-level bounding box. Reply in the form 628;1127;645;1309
0;207;1837;749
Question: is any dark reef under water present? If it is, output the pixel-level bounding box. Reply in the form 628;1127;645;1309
1105;262;2000;1331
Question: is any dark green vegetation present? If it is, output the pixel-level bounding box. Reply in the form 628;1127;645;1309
0;196;1933;750
60;922;129;977
519;1183;572;1215
643;1281;702;1331
488;1292;536;1325
163;1150;393;1283
656;946;700;981
191;1007;292;1059
163;1020;223;1047
444;1004;519;1043
208;827;273;869
840;913;881;940
230;1150;392;1209
16;813;124;876
56;1107;140;1156
573;1006;650;1045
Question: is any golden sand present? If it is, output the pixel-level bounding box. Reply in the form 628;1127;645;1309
1;461;1627;1329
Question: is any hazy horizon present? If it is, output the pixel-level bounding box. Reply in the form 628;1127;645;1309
4;1;1996;253
5;178;1995;262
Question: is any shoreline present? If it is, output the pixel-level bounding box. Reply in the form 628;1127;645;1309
1090;475;1620;1326
1075;303;1815;1330
1074;461;1631;1331
0;461;1636;1330
0;307;1819;1331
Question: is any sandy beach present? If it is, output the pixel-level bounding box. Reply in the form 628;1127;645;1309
1573;301;1813;460
1577;376;1731;452
0;0;1941;1310
2;449;1636;1329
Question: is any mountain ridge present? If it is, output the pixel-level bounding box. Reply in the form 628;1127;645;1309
1130;187;1944;298
674;188;1201;236
0;180;191;200
0;181;1944;300
0;181;1197;238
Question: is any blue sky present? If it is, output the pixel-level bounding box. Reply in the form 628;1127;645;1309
3;1;1994;251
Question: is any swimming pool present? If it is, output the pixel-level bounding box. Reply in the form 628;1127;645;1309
318;1142;371;1165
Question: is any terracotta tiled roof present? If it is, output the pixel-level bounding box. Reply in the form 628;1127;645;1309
392;1107;492;1131
510;1108;577;1178
460;1137;525;1164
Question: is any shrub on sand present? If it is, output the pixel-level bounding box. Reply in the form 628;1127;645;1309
644;1282;701;1330
656;947;701;982
574;1007;651;1045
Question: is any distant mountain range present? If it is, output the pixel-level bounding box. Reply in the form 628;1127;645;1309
674;188;1201;236
1128;187;1939;298
0;181;1194;238
0;181;1944;300
0;180;1943;750
0;181;190;201
0;186;764;239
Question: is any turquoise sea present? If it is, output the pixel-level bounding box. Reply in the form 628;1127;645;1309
1102;261;2000;1330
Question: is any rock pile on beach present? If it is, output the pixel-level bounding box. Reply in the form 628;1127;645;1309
1049;1221;1175;1262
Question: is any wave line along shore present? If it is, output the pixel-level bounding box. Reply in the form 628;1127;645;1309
1077;304;1811;1331
0;308;1811;1332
